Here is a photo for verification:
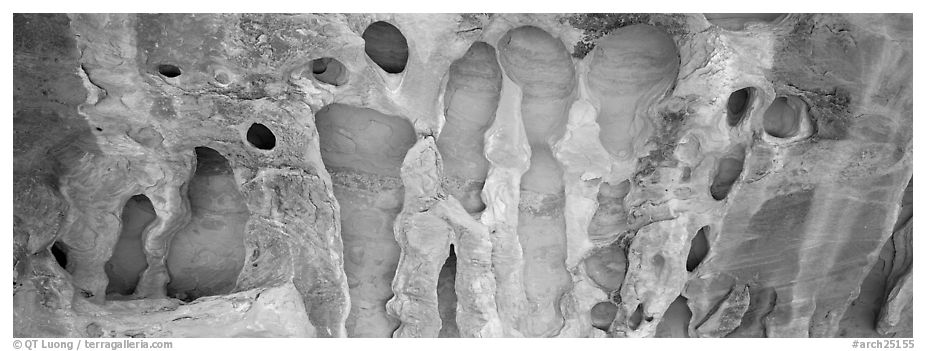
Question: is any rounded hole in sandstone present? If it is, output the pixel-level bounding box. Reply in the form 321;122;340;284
583;242;628;292
709;144;746;201
590;301;618;331
726;87;756;127
311;57;349;86
437;245;459;338
157;64;182;78
166;147;248;302
51;242;69;270
686;226;710;272
105;194;155;297
655;296;692;337
315;103;415;336
585;24;680;157
246;123;276;150
438;41;501;213
628;303;646;330
362;21;409;74
763;96;802;138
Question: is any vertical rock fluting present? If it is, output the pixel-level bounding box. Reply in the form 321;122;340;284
575;23;682;337
315;103;415;337
438;41;502;213
12;13;913;339
497;26;575;337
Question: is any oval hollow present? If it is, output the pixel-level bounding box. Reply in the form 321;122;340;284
311;57;349;86
726;87;755;126
157;64;182;78
362;21;409;74
686;226;709;271
246;123;276;150
763;96;802;138
709;145;746;200
590;301;618;331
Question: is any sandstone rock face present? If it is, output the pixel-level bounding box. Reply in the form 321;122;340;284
13;13;912;338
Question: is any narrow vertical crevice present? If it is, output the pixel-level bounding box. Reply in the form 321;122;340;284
51;242;69;270
629;303;646;330
105;194;155;297
437;245;459;337
687;226;710;272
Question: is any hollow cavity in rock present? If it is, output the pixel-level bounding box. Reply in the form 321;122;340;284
655;296;692;337
709;144;746;200
311;57;348;86
687;226;710;272
165;146;248;302
590;301;618;331
763;96;804;138
315;103;414;337
157;64;182;78
362;21;409;74
246;123;276;150
438;41;501;213
437;245;459;338
727;87;755;127
105;194;155;296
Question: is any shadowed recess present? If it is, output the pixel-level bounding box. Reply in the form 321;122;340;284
438;41;501;213
437;245;459;337
315;104;416;177
583;241;627;291
166;147;248;302
311;57;349;86
656;296;692;337
629;304;646;330
727;87;756;127
763;96;804;138
590;301;618;331
105;195;155;296
362;21;409;74
586;24;680;158
246;123;276;150
315;103;413;337
709;144;746;200
157;64;182;78
687;226;710;272
51;242;68;270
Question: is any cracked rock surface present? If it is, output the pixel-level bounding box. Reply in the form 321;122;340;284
13;13;912;338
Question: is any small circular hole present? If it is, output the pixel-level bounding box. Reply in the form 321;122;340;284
157;64;182;78
310;57;348;86
246;123;276;150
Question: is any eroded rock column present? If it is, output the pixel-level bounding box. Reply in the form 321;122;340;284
315;103;415;337
497;26;575;337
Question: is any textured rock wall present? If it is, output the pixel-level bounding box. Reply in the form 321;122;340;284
13;13;912;338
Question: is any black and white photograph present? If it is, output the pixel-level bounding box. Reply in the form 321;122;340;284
7;5;918;349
